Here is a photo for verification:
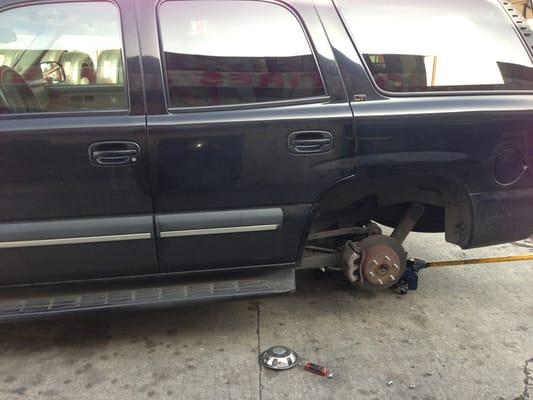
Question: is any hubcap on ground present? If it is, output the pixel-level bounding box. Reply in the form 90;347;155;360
260;346;299;370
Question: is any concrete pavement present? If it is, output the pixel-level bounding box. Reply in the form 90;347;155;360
0;232;531;400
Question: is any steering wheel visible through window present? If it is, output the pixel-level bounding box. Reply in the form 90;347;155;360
0;66;42;114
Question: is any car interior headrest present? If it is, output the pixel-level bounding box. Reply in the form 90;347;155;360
96;49;124;85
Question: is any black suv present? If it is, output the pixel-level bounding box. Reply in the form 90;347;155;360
0;0;532;320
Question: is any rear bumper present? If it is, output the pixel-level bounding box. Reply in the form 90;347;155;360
466;187;533;248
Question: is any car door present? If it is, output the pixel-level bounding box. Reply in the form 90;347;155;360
0;0;157;285
136;0;354;272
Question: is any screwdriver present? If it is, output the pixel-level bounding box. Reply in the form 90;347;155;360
303;362;333;378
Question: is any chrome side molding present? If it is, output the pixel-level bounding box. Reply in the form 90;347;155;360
160;224;279;238
0;233;152;249
156;208;284;239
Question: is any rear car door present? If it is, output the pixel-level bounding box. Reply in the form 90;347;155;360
0;0;157;285
137;0;354;272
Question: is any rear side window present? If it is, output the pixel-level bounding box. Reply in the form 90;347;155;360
336;0;533;93
0;2;126;114
159;0;326;108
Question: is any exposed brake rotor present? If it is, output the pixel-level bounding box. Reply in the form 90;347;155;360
343;235;407;289
359;235;407;289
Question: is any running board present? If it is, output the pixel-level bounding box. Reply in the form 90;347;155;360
0;268;294;321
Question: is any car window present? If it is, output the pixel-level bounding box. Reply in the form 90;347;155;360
336;0;533;93
158;0;326;108
0;2;126;114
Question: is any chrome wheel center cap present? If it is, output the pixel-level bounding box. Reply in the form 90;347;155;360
260;346;299;370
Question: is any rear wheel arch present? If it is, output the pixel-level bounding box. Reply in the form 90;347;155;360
299;174;474;256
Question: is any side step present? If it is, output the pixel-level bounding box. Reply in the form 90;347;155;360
0;268;294;321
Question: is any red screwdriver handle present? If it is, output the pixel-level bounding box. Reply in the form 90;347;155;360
304;362;329;376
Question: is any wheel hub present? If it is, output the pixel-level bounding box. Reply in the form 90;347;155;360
358;235;407;289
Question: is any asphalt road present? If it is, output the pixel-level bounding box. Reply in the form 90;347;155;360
0;232;532;400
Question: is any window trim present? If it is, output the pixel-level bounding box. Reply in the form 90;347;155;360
333;0;533;99
156;0;330;113
0;108;131;120
0;0;131;118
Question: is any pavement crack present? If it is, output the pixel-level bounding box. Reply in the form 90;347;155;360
257;300;263;400
513;357;533;400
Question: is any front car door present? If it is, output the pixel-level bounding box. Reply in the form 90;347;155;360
137;0;354;272
0;0;157;285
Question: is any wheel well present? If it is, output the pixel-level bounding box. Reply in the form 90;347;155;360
306;175;473;247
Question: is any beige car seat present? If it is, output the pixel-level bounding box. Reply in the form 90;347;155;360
60;51;95;85
96;50;124;84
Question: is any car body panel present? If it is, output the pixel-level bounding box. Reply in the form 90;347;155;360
0;0;157;285
0;0;530;301
135;0;355;272
315;0;533;248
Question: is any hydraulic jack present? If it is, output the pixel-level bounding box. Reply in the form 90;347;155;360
396;254;533;295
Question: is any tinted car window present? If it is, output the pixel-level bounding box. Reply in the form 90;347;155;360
337;0;533;93
159;0;325;108
0;2;126;114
